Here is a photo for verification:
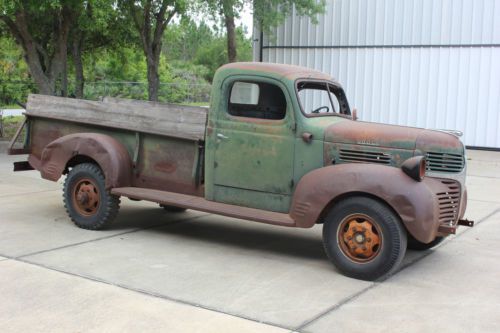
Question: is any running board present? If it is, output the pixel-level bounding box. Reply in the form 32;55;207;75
111;187;296;227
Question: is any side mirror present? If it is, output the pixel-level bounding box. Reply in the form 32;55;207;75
352;108;359;121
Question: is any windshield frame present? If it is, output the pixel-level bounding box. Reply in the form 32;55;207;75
295;79;352;119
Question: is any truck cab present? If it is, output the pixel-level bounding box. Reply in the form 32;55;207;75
206;63;470;278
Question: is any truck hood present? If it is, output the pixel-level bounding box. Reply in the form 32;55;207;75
324;120;463;154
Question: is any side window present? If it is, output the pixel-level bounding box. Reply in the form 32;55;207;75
230;82;259;104
228;81;286;120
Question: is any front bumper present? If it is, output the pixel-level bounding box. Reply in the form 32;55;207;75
404;174;473;243
427;165;474;237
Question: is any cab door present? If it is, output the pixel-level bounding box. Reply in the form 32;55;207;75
212;77;295;213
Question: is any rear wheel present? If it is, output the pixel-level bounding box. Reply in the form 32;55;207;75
323;197;407;281
407;234;445;251
63;163;120;230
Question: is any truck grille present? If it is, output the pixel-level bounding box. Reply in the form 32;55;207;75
426;152;464;173
339;149;391;165
437;180;461;225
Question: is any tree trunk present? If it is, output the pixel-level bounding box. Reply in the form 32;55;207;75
72;35;85;98
5;14;54;94
223;9;237;62
146;56;160;101
61;56;68;97
24;52;54;95
127;0;175;102
1;7;73;96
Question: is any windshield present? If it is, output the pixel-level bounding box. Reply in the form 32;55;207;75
297;81;350;116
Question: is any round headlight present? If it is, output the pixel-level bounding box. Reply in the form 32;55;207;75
401;156;426;182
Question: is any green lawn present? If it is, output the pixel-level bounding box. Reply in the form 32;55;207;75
1;115;24;140
1;104;23;109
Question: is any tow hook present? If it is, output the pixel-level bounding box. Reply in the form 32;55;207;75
438;219;475;235
457;219;474;227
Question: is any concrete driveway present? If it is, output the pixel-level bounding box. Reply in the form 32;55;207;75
1;149;499;332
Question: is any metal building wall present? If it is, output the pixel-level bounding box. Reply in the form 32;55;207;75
253;0;500;148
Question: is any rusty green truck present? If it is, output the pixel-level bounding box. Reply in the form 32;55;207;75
9;62;474;280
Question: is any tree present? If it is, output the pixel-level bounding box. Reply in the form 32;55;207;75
194;26;251;80
221;0;238;63
163;17;215;62
70;0;130;98
253;0;326;36
0;35;33;105
199;0;240;63
200;0;325;63
0;1;79;95
121;0;186;101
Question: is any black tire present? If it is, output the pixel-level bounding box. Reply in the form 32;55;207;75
63;163;120;230
322;196;407;281
159;204;187;213
407;234;445;251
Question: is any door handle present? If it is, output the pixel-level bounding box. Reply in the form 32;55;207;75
217;133;229;140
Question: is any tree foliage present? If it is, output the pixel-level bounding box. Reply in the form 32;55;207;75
0;35;33;105
0;0;324;106
0;0;81;95
0;8;252;106
197;0;325;62
254;0;325;33
119;0;187;101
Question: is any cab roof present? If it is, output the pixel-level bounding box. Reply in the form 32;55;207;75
218;62;338;83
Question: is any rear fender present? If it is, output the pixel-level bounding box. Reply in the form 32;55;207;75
290;164;444;243
31;133;132;189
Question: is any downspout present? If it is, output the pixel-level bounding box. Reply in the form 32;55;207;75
259;28;263;62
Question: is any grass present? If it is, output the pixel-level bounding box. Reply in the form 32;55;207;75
1;115;24;140
180;101;209;107
1;104;23;109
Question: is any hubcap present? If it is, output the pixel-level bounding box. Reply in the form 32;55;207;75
72;178;100;216
338;214;382;263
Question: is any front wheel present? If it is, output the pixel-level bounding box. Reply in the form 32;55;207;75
63;163;120;230
322;197;407;281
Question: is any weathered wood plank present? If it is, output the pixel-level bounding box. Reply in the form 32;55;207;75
26;94;207;141
102;97;208;124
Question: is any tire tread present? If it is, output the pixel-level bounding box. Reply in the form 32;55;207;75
63;163;120;230
322;196;407;281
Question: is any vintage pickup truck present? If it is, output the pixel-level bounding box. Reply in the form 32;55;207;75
9;62;473;280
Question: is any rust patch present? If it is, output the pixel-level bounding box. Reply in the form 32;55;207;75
112;186;295;227
36;133;133;189
290;163;461;243
218;62;335;82
154;162;177;174
338;214;382;263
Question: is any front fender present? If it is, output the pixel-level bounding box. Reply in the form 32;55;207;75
290;164;445;243
30;133;132;189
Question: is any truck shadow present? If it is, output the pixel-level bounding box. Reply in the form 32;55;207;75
113;208;327;261
109;207;438;266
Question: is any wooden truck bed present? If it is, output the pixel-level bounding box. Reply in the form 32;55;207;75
19;94;208;197
26;94;208;141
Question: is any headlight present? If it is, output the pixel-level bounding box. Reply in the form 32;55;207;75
401;156;426;181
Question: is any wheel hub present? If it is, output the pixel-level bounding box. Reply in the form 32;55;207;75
338;214;382;262
354;233;365;244
72;179;100;216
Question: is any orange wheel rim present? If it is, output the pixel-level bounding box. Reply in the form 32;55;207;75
337;213;382;263
72;178;100;216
